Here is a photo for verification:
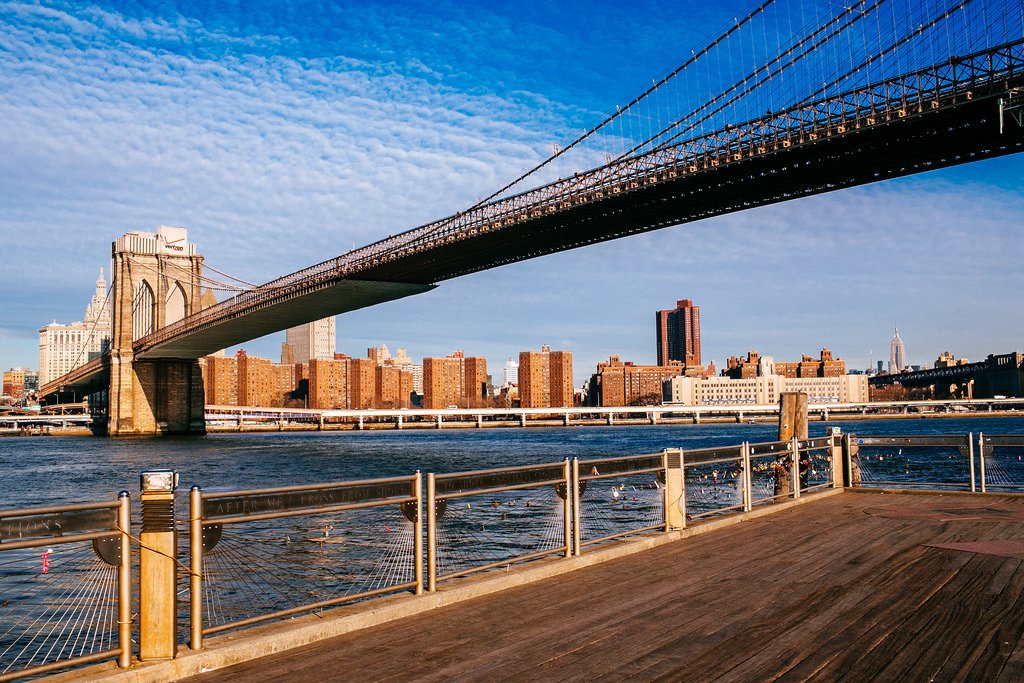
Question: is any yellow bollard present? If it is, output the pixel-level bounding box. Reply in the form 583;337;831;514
139;470;178;661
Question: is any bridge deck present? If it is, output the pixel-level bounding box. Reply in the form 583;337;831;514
184;491;1024;681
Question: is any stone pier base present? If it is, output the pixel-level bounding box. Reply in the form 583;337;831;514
108;355;206;436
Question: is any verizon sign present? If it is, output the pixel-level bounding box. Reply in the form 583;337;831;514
157;226;188;254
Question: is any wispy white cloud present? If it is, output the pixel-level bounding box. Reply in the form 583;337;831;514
0;0;1022;383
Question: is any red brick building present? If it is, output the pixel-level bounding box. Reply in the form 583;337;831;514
587;355;685;407
656;299;701;368
519;346;573;408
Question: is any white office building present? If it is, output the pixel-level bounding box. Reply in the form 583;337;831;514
283;317;336;364
38;269;112;386
500;357;519;388
665;373;869;406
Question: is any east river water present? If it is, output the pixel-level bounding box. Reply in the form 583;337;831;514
2;416;1024;509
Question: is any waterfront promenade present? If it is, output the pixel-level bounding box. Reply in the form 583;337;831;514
174;489;1024;682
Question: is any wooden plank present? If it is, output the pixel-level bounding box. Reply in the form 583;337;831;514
178;493;1024;683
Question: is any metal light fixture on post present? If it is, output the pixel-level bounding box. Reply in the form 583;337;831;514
139;470;178;661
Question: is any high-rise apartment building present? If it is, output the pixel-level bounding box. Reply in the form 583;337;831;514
422;351;487;409
309;357;350;409
656;299;701;368
204;355;239;405
519;346;573;408
38;269;112;385
308;355;412;409
347;357;376;410
283;317;336;364
889;326;907;373
376;365;413;409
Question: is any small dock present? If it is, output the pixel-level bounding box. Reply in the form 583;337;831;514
182;490;1024;681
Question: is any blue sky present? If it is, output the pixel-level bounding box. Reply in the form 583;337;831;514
1;0;1022;386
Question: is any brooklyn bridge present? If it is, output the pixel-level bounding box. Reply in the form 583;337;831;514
39;0;1024;434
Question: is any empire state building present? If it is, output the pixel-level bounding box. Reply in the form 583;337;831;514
889;326;907;373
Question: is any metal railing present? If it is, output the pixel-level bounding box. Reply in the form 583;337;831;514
684;444;748;519
685;436;838;520
574;453;670;551
188;474;422;650
848;434;976;491
19;429;1024;677
978;433;1024;493
426;461;571;590
0;495;131;682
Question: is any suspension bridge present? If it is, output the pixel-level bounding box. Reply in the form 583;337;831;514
38;0;1024;434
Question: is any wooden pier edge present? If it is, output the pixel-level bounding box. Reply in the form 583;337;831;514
50;488;843;683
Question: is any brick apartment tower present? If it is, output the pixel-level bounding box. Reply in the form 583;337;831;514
422;352;487;409
656;299;701;368
519;346;573;408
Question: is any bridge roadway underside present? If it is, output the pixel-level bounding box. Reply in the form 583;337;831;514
185;491;1024;681
138;280;436;359
357;96;1024;284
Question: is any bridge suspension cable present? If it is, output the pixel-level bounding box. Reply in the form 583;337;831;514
116;0;1024;366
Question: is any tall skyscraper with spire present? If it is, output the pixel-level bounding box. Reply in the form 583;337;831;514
889;326;907;373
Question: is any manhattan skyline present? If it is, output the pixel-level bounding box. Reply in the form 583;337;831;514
2;0;1022;383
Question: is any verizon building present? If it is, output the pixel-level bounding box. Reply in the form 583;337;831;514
656;299;701;368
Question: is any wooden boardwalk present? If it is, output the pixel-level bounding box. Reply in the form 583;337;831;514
183;491;1024;682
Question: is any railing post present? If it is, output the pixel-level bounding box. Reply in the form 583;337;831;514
189;486;203;651
563;459;572;558
426;473;437;591
571;458;582;556
664;449;685;529
742;442;753;511
790;436;801;499
117;491;132;669
139;470;178;661
979;432;987;493
661;450;671;532
969;433;976;493
842;434;855;487
830;429;844;489
413;471;424;595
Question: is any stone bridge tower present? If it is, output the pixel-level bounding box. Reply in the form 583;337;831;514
108;227;206;435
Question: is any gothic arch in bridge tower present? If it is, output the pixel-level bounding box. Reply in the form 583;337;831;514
132;281;155;340
165;282;187;326
108;228;206;436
